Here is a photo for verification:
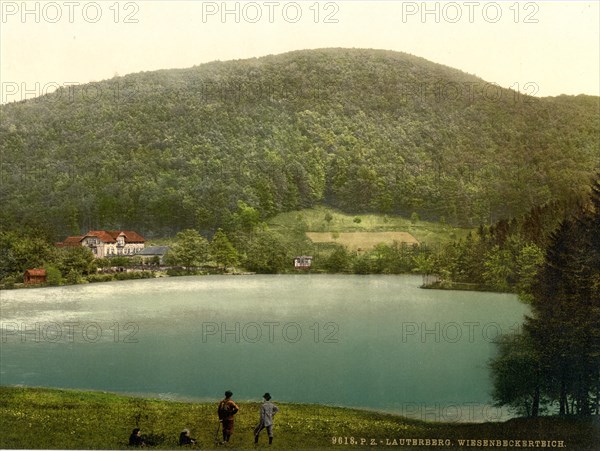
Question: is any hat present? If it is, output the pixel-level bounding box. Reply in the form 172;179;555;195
225;390;233;397
263;393;271;400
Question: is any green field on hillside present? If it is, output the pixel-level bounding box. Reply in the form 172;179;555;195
147;207;471;251
269;206;472;248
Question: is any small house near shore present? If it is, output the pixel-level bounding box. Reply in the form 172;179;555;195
24;269;47;286
294;256;313;269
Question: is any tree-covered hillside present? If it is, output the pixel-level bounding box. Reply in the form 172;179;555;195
1;48;598;238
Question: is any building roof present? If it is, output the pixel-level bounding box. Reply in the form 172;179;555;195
57;235;84;247
58;230;146;246
107;231;145;243
24;268;46;276
138;246;170;256
85;231;117;243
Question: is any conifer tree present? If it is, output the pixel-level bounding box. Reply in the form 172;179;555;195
524;175;600;415
492;174;599;416
210;229;238;271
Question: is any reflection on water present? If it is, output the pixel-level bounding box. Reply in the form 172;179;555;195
0;275;529;421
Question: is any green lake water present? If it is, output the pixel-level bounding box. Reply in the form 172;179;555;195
0;275;529;421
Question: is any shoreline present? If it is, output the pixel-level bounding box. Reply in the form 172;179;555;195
1;386;597;450
2;270;514;297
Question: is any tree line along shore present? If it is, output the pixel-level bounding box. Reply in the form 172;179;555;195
0;200;571;296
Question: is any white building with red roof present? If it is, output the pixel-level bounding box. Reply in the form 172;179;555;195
58;230;145;258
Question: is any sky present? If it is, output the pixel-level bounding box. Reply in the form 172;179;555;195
1;1;599;104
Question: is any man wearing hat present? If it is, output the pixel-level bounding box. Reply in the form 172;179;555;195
218;390;239;444
254;392;279;445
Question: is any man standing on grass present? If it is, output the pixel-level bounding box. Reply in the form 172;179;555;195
254;392;279;445
218;390;239;444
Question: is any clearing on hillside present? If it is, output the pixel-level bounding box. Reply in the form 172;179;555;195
306;231;419;251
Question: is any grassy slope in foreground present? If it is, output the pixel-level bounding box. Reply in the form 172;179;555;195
1;387;598;450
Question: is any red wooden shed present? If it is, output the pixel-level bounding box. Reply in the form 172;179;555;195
24;269;47;286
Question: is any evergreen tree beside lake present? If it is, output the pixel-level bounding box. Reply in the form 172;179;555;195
491;176;600;416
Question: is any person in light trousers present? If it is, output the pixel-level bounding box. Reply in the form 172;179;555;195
254;393;279;445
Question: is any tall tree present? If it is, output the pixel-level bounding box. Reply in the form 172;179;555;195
0;231;57;278
490;334;545;417
165;229;209;273
57;246;95;276
523;175;600;415
210;229;238;271
243;229;289;274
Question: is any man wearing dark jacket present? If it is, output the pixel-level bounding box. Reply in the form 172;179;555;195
218;390;239;444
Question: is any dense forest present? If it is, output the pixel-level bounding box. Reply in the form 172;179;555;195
491;177;600;417
416;200;579;295
1;48;598;239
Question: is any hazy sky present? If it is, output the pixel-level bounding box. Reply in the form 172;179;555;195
1;1;599;104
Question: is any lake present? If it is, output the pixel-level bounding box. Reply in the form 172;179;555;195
0;275;529;422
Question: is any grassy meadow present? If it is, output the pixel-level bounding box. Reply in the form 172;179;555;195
268;206;472;249
306;231;419;252
1;387;597;450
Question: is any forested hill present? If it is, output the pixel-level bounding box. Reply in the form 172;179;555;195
1;48;598;238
